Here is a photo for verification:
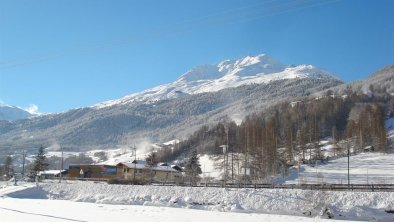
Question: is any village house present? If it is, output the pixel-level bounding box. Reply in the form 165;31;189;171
38;170;68;179
64;161;183;183
116;161;183;183
67;164;117;180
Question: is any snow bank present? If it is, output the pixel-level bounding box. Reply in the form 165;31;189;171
0;182;34;197
4;181;393;221
1;198;348;222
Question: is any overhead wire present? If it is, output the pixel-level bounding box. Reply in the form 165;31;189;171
0;0;339;70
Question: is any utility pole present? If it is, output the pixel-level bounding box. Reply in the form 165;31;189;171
133;144;137;184
367;168;369;184
22;150;26;179
347;143;350;189
244;126;248;184
59;149;64;183
224;147;226;185
229;129;234;182
220;145;227;187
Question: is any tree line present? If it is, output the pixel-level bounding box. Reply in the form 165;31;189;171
155;87;393;182
0;146;51;181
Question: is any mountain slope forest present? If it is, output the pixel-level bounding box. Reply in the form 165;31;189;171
156;68;394;182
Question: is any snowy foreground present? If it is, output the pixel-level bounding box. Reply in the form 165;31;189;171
1;152;394;222
1;198;341;222
1;181;393;222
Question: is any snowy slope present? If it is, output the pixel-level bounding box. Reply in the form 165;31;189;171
283;117;394;184
199;118;394;183
45;140;172;166
95;54;337;108
0;105;33;121
2;181;393;221
283;152;394;185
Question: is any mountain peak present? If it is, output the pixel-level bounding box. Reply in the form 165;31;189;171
178;64;221;82
235;54;278;67
223;54;286;77
95;53;338;108
179;54;286;82
0;105;33;121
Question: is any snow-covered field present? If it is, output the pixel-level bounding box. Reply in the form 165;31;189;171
2;152;394;222
1;180;393;221
283;152;394;185
1;197;345;222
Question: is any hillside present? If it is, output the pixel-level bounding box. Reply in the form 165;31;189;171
0;105;33;121
95;54;337;108
0;54;341;154
155;73;394;182
283;152;394;185
315;64;394;98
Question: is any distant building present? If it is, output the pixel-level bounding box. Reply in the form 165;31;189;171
116;162;182;183
65;162;183;183
67;164;117;180
364;145;375;152
38;170;67;179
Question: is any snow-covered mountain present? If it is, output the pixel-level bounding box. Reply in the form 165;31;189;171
0;105;33;121
95;54;337;108
0;54;343;154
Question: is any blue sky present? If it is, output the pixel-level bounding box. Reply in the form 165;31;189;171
0;0;393;113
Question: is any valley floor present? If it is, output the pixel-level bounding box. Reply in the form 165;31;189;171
1;198;345;222
1;152;394;222
1;179;394;222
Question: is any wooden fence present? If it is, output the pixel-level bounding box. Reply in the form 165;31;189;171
53;178;394;192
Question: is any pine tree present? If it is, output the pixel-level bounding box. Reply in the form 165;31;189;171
29;146;48;179
373;105;389;152
3;155;13;180
297;126;306;162
146;152;159;166
0;165;3;180
185;150;202;185
331;126;338;157
285;126;294;164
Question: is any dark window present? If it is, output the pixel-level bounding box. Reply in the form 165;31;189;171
69;166;80;170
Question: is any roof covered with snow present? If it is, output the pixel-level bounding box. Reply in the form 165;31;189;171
117;162;178;172
38;170;66;176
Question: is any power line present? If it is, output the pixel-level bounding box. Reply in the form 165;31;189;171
0;0;339;70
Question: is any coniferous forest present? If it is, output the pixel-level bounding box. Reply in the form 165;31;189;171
156;86;393;182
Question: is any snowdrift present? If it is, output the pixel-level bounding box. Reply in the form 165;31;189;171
4;181;393;221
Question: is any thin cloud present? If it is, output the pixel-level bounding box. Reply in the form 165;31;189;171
0;99;41;114
24;104;40;115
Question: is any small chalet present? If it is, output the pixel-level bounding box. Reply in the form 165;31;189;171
116;161;182;183
38;170;67;179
